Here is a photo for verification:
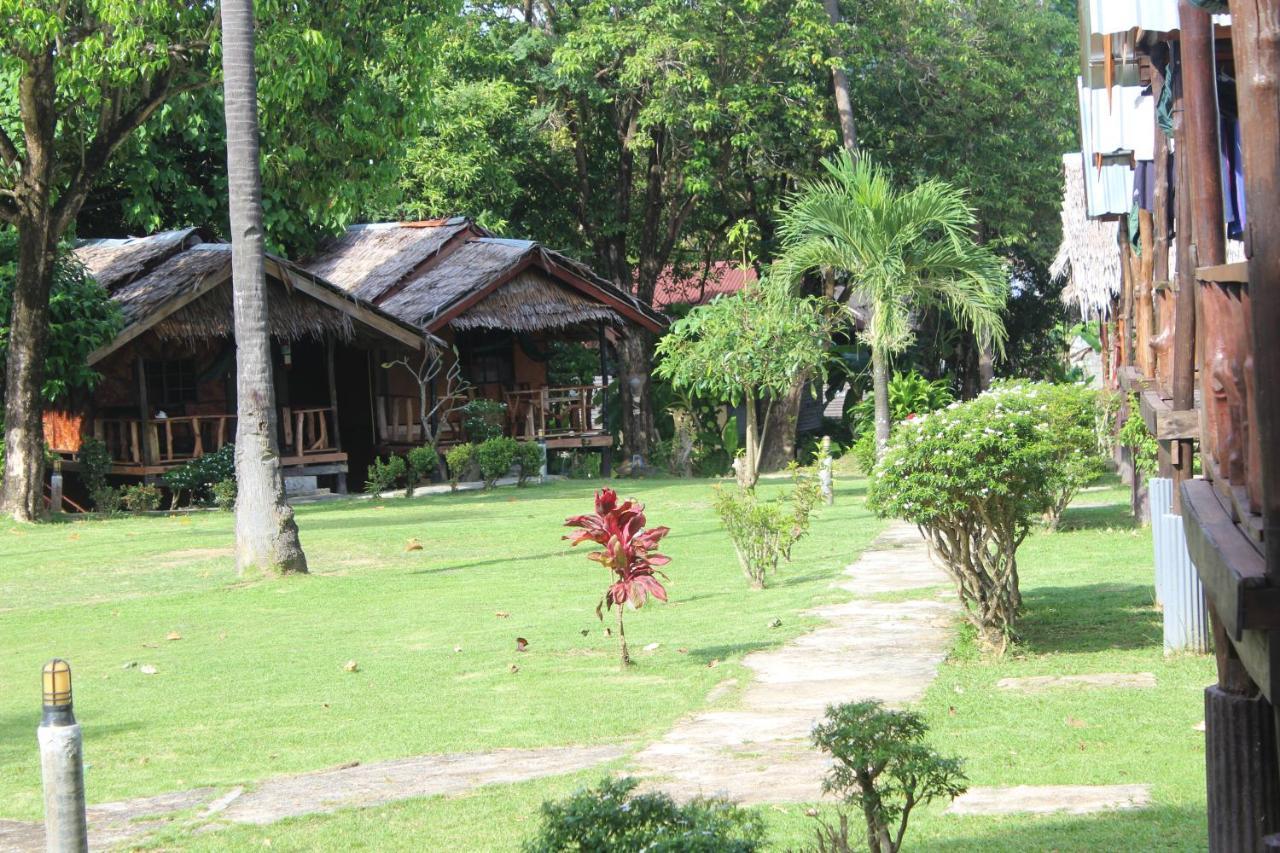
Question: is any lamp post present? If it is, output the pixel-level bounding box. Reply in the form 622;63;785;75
38;659;88;852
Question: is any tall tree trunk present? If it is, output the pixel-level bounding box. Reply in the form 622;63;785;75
742;388;760;487
618;330;656;464
824;0;858;153
872;346;891;456
758;381;805;472
222;0;307;575
2;229;55;522
1;51;58;523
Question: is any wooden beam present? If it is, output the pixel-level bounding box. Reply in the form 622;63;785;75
266;258;425;351
1197;261;1250;283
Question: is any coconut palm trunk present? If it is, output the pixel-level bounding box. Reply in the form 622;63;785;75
221;0;307;575
871;345;891;453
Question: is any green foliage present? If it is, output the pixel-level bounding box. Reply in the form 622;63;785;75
0;234;122;402
989;381;1109;528
78;437;114;499
444;443;477;490
461;399;508;444
405;445;440;498
365;455;406;496
556;450;602;480
812;701;967;853
545;341;599;387
90;486;122;516
776;152;1008;362
1119;395;1160;480
867;387;1060;648
513;441;544;487
211;479;237;512
848;371;954;439
119;483;162;514
161;444;235;508
475;436;519;489
712;467;820;589
524;776;765;853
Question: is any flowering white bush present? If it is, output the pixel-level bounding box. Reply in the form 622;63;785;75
867;387;1059;651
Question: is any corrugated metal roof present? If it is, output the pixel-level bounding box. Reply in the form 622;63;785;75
1084;1;1228;36
1077;76;1153;217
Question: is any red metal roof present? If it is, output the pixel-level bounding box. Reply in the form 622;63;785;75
652;262;757;309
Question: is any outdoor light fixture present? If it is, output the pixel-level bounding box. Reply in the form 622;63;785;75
282;344;293;367
41;659;74;726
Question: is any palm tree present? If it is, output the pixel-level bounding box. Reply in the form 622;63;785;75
221;0;308;574
776;152;1008;459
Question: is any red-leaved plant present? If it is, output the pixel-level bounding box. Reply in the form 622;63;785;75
564;488;670;666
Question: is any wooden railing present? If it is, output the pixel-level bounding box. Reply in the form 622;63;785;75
506;385;597;440
93;407;338;466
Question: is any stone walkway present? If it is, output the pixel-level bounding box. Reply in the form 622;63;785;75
633;521;958;803
0;744;625;852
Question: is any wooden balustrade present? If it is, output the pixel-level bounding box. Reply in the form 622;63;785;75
92;407;339;467
375;386;603;446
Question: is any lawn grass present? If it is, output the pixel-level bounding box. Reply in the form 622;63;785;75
0;475;881;823
154;475;1216;852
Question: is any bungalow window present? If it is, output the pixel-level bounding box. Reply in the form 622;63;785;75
459;331;514;387
144;359;198;409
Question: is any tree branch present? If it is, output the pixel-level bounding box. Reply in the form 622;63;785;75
52;75;213;237
0;126;19;171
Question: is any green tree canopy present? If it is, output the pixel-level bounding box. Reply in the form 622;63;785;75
655;276;833;486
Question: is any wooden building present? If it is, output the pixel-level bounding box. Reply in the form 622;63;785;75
46;228;430;493
1067;3;1280;847
301;219;665;462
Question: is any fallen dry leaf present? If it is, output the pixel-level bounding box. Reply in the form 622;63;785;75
342;660;359;673
140;665;158;676
677;648;688;654
643;642;660;652
1194;720;1206;732
166;631;182;641
405;538;423;552
509;664;520;673
1066;716;1088;729
707;659;719;668
516;637;529;652
453;645;463;653
495;611;511;619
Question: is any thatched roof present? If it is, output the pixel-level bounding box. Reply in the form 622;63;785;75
1052;153;1122;317
74;231;429;365
304;222;666;335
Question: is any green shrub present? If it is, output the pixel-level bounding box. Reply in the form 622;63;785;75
162;444;236;508
461;399;508;443
1119;393;1159;480
211;479;237;511
988;380;1110;529
713;466;820;589
404;445;439;498
867;388;1057;650
812;701;967;853
851;431;877;476
848;370;953;439
78;437;113;497
567;449;602;480
365;455;406;495
444;443;477;490
476;436;519;489
120;483;162;513
524;777;765;853
90;486;122;515
513;441;544;486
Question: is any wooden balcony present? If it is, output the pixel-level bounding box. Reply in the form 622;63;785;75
92;407;344;474
376;385;610;449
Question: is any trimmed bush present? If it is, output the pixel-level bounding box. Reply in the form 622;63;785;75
525;777;764;852
812;701;967;853
513;441;544;486
91;486;122;515
404;445;439;498
444;443;477;490
867;387;1057;650
476;436;519;489
161;443;235;508
461;399;507;443
364;455;406;495
78;437;113;498
211;479;237;511
120;483;162;513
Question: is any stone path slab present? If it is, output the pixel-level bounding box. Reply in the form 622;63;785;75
997;672;1158;692
946;784;1152;816
0;744;624;851
634;521;957;804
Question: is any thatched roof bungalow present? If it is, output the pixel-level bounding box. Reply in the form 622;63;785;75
302;219;665;458
46;229;432;496
1051;152;1123;319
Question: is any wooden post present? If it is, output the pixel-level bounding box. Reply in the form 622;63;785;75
1171;35;1199;514
1229;0;1280;581
326;337;343;452
135;356;158;466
